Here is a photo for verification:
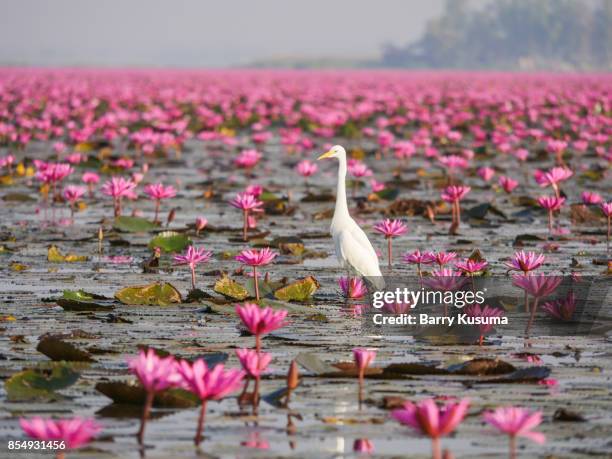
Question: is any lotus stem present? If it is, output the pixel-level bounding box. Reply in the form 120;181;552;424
253;266;259;300
137;390;154;444
194;400;207;445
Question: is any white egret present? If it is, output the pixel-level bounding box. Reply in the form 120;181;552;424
317;145;384;290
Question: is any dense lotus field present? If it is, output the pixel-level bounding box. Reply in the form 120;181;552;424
0;69;611;458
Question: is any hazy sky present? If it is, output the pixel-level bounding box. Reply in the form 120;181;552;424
0;0;444;67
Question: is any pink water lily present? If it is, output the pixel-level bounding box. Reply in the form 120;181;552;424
236;303;288;352
173;245;213;290
144;183;177;222
20;417;101;456
236;348;272;409
353;348;376;406
537;195;565;234
127;349;179;444
176;359;244;445
101;176;137;217
373;219;408;269
230;192;264;241
339;276;368;299
483;406;545;458
441;186;470;231
464;304;505;345
392;398;470;459
235;248;276;300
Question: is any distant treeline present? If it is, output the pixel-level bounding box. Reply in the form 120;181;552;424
381;0;612;70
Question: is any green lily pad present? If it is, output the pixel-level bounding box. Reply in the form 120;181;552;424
95;381;200;408
5;364;80;402
214;275;249;300
274;276;320;302
36;336;95;362
259;191;280;202
244;278;283;299
2;192;36;202
115;282;182;306
113;216;158;233
375;188;400;201
57;289;114;311
148;231;191;253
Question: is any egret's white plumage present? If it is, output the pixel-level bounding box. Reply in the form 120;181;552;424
318;145;384;288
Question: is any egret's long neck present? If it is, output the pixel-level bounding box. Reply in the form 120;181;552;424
334;153;350;219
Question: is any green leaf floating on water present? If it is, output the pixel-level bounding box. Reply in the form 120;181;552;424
115;282;182;306
113;216;158;233
57;289;115;311
37;336;95;362
148;231;191;253
5;364;80;401
96;381;200;408
214;275;249;300
274;276;320;302
375;188;400;201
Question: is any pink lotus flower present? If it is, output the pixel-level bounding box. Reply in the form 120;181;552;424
236;348;272;378
234;149;262;168
433;251;457;267
441;185;470;203
369;179;386;193
499;176;519;193
581;191;602;205
128;349;179;443
235;348;272;410
394;141;416;160
63;185;85;204
483;406;545;458
81;171;100;197
144;183;177;222
236;303;288;352
403;249;436;281
20;417;101;453
348;159;373;178
438;154;468;172
176;359;244;445
230;192;264;241
374;219;408;269
546;139;568;165
195;216;208;235
392;398;470;459
353;348;376;376
173;245;213;290
505;251;545;273
534;167;572;198
339;276;368;299
0;154;15;174
353;438;374;454
537;195;565;234
455;259;488;274
542;291;576;321
245;184;263;197
235;248;276;300
63;185;86;219
112;157;134;169
296;159;318;178
377;130;395;148
513;148;529;161
101;176;137;217
441;186;470;231
464;304;505;345
512;274;562;333
477;166;495;182
353;348;376;405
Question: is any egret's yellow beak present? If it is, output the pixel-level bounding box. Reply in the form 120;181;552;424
317;150;334;160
